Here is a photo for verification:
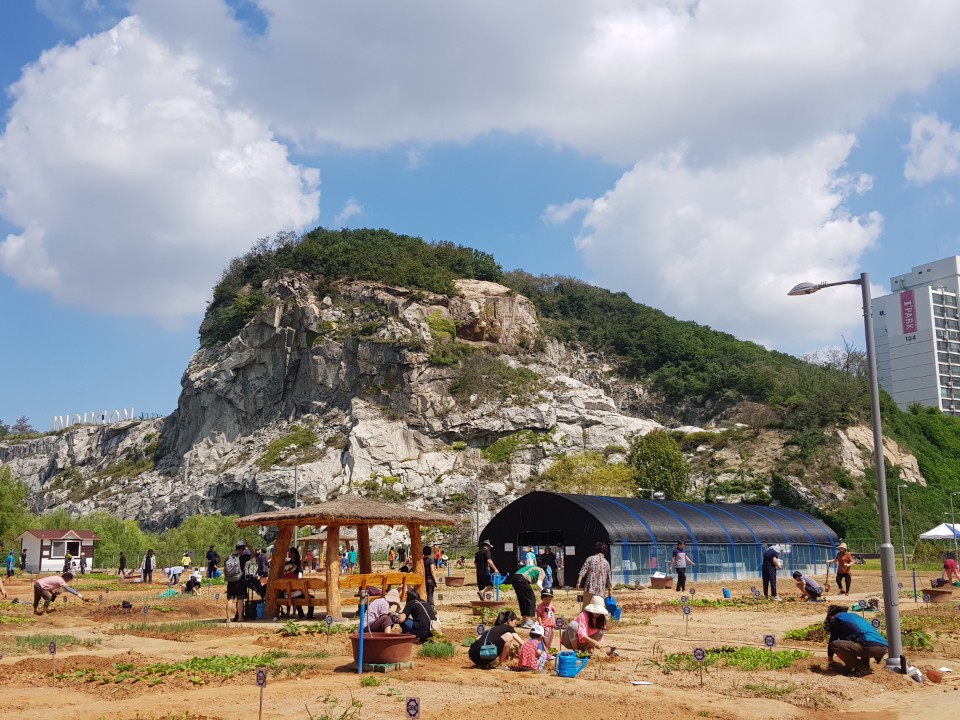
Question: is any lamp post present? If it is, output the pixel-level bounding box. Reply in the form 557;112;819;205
896;485;908;571
949;492;960;558
789;273;904;670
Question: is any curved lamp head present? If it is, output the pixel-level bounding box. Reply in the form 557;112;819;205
788;282;821;296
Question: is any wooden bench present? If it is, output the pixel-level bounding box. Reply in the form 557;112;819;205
340;572;424;600
270;578;330;616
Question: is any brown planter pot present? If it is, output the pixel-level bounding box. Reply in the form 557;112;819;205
350;632;417;664
649;576;674;590
444;576;465;587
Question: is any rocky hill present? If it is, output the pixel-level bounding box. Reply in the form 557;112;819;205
0;269;925;534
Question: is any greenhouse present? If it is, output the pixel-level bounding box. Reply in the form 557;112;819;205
480;491;840;585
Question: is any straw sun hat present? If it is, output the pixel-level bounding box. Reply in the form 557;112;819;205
583;595;610;615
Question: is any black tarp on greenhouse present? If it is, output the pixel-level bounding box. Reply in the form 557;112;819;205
480;491;839;583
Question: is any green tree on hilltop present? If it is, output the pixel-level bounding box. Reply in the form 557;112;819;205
627;429;690;500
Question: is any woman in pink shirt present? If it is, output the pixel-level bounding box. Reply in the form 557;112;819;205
33;572;83;615
560;595;608;653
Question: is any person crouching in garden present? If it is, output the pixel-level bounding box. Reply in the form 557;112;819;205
560;595;608;653
792;571;824;602
468;610;524;670
825;604;888;676
366;589;401;632
34;572;84;614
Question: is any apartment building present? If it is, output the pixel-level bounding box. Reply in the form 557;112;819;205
873;256;960;414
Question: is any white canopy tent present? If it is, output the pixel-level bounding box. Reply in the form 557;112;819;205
919;523;960;540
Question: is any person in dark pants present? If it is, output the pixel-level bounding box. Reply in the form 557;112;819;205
422;545;438;606
117;552;127;576
761;544;782;601
508;564;543;628
669;540;694;592
475;539;499;599
825;604;887;676
206;545;218;579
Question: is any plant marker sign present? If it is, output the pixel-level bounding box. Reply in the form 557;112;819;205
690;588;696;595
215;593;221;601
49;641;56;685
555;617;566;630
98;594;103;605
406;697;421;719
143;606;149;616
682;604;692;635
325;614;335;626
763;634;775;668
476;623;485;637
753;590;762;600
680;595;688;604
871;618;882;629
693;647;706;689
256;666;267;720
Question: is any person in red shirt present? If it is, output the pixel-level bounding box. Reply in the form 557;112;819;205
33;572;83;614
944;554;960;584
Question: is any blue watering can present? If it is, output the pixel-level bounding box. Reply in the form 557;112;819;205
556;650;589;678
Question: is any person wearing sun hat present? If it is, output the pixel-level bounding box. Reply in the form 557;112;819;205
366;588;402;632
560;594;608;653
828;542;854;595
475;539;499;600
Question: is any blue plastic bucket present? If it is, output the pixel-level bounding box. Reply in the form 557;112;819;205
256;601;266;619
722;588;732;599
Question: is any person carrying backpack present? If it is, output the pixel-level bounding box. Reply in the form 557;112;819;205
225;542;246;623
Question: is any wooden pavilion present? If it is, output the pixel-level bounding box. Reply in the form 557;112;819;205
236;496;456;619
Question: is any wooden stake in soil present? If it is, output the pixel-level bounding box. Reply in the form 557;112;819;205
256;667;267;720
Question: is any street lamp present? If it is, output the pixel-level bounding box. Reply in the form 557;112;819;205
789;273;904;670
895;485;908;571
637;487;666;500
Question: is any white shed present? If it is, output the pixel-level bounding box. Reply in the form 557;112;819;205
16;529;100;573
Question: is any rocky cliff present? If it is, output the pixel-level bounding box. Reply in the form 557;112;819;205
0;271;924;532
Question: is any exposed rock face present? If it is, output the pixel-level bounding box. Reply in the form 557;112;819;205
0;272;927;532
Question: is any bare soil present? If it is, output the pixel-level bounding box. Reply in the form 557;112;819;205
1;569;958;719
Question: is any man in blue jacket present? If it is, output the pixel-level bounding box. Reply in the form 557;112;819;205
825;604;888;676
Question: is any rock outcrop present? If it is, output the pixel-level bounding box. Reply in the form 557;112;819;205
0;272;926;532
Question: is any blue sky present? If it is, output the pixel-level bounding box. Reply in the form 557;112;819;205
4;1;960;430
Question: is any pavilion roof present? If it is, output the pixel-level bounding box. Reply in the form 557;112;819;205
236;495;456;528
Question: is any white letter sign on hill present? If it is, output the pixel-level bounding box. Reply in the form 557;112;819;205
52;407;136;431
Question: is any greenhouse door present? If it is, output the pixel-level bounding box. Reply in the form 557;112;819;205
515;531;564;578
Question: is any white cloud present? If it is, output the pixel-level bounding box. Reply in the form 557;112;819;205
0;17;320;322
905;113;960;184
571;134;882;349
334;199;363;226
132;1;960;164
542;198;595;226
35;0;130;34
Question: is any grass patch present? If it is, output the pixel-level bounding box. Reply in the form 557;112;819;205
481;429;554;463
257;426;319;470
16;634;101;650
113;620;210;637
783;623;826;642
359;674;384;687
743;682;797;698
450;353;543;405
418;639;456;659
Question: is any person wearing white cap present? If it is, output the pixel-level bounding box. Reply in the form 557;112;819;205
761;544;783;601
828;543;854;595
366;588;402;633
517;623;551;671
560;595;608;653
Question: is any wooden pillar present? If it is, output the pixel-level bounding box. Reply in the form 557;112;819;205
265;524;293;618
357;525;372;573
408;523;425;596
326;524;342;620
